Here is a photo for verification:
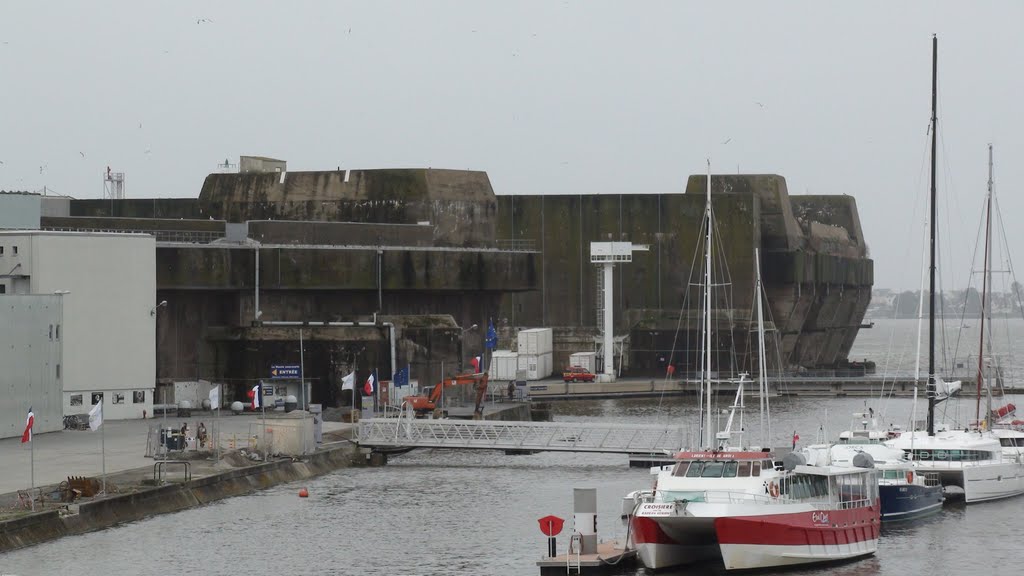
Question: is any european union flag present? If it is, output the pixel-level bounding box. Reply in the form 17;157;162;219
393;366;410;387
485;320;498;349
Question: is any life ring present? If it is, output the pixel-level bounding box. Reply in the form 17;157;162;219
906;470;914;484
768;481;780;498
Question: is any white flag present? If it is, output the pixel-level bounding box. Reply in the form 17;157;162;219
209;385;221;410
341;371;356;391
88;401;103;431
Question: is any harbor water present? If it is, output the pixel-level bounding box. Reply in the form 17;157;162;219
3;320;1024;575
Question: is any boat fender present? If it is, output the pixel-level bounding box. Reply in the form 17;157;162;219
852;452;875;469
906;470;914;484
768;482;780;498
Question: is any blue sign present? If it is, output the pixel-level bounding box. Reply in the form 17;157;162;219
271;365;301;379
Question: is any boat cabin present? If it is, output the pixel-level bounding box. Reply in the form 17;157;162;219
670;451;776;479
783;465;880;508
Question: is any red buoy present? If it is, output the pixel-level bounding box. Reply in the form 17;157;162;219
299;488;309;498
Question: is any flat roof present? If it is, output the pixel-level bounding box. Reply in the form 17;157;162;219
0;230;153;239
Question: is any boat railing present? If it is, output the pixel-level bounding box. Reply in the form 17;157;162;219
836;496;873;510
922;472;942;487
653;489;775;505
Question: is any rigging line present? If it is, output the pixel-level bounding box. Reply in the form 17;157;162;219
949;194;988;377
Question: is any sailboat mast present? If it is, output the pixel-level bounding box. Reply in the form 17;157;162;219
927;34;938;437
975;144;994;427
703;161;713;448
755;249;770;446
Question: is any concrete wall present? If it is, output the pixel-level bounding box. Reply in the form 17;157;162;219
0;295;63;439
0;232;157;420
0;192;42;229
198;169;497;246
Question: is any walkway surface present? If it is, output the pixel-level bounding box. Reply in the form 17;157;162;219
0;413;351;496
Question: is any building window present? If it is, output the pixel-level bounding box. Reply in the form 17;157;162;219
56;324;60;340
70;394;82;406
0;246;4;255
113;393;125;404
0;284;5;294
91;392;103;405
133;391;146;403
49;324;54;340
56;364;61;379
12;246;17;255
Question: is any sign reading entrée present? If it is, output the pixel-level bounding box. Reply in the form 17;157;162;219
271;365;301;379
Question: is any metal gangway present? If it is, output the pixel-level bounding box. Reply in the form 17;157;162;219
357;410;688;455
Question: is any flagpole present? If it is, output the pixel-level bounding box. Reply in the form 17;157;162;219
30;424;35;512
261;380;267;461
101;406;107;494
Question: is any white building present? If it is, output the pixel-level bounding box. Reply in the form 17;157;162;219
0;295;63;439
0;231;156;421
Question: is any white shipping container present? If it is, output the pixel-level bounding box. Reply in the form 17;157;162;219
569;351;597;373
517;328;553;355
517;352;553;380
489;350;520;381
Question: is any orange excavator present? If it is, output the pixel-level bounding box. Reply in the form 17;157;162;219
403;372;489;418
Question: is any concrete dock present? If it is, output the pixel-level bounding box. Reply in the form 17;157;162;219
0;413;351;501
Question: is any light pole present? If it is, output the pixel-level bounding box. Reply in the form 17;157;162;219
152;300;169;458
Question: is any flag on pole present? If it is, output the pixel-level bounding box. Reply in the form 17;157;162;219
21;408;34;443
341;371;356;391
792;431;800;449
393;366;409;387
88;401;103;431
209;385;221;410
484;320;498;349
470;355;482;373
364;372;376;396
248;383;262;410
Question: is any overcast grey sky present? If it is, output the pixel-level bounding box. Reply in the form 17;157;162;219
1;1;1022;290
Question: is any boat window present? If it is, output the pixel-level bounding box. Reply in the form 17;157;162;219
685;462;704;477
882;470;901;480
752;462;761;477
701;462;726;478
672;462;691;477
763;460;774;471
723;462;739;478
738;462;751;477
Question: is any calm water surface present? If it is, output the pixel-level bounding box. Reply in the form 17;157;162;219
3;324;1022;575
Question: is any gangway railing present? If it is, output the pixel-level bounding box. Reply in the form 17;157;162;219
358;414;688;454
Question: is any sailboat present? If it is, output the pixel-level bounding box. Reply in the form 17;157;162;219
627;165;880;571
885;37;1024;503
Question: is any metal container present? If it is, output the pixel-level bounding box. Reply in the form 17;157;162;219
517;328;553;355
489;350;519;381
516;352;553;380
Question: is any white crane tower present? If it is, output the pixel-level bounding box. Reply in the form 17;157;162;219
590;241;649;381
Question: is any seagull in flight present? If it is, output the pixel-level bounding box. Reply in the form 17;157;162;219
197;18;213;24
79;151;86;158
755;101;765;108
721;137;732;145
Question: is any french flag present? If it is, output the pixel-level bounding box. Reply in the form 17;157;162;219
21;408;34;443
248;383;262;410
364;372;376;396
470;355;482;373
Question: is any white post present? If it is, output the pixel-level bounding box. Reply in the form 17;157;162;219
261;381;268;461
299;328;305;411
602;263;615;377
101;412;107;493
30;423;35;511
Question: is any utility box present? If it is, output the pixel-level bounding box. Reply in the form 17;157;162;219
569;351;597;373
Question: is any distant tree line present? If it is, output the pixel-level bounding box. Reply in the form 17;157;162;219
870;282;1024;319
